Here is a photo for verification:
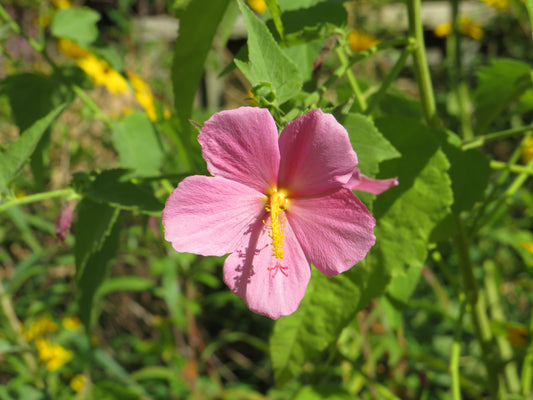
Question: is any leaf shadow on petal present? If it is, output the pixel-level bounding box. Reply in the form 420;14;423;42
229;218;269;299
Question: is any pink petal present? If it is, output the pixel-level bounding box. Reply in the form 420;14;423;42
162;175;267;257
223;216;311;319
286;188;376;277
198;107;280;193
345;169;399;195
278;109;358;196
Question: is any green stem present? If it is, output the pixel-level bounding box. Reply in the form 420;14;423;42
406;0;439;127
319;38;411;96
335;46;367;112
0;280;40;379
521;306;533;395
484;260;521;393
490;160;533;175
453;216;503;399
0;189;77;213
366;45;415;115
0;4;43;52
450;300;466;400
463;124;533;150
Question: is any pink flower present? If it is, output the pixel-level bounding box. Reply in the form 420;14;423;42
162;107;397;319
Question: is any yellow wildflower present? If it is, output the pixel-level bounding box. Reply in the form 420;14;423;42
23;315;58;342
70;374;86;392
247;0;267;14
52;0;74;9
35;337;73;371
347;29;381;52
62;316;81;331
127;71;158;121
57;38;90;59
77;55;129;94
434;16;483;40
521;137;533;164
479;0;510;11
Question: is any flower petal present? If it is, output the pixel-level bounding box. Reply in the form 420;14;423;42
223;216;311;319
278;109;358;196
287;188;376;277
198;107;280;193
162;175;266;257
345;169;399;195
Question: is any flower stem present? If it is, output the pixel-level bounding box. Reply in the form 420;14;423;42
0;188;77;213
450;300;466;400
521;307;533;395
490;160;533;175
366;44;415;115
406;0;439;127
463;124;533;150
453;216;503;399
335;46;367;112
484;260;521;393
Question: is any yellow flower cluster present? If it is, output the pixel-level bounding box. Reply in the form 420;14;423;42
22;315;80;372
23;315;58;342
247;0;267;14
521;137;533;164
70;374;86;392
77;55;130;94
434;16;484;40
127;71;158;121
35;337;73;371
479;0;510;11
52;0;74;9
347;29;381;52
521;241;533;265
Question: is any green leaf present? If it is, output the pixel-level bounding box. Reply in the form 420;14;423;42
524;0;533;40
474;59;533;134
75;199;120;329
51;8;100;45
294;385;354;400
359;116;452;306
341;113;400;176
75;198;119;279
235;0;302;104
273;1;347;45
282;40;323;83
97;276;154;299
84;169;163;213
171;0;231;136
265;0;284;41
434;130;490;214
270;268;361;386
112;112;163;176
0;105;65;186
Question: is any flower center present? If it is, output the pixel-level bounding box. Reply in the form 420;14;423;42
266;189;289;261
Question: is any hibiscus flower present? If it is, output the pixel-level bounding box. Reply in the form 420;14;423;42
162;107;397;319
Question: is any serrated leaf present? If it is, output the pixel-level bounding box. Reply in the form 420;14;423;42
342;113;400;176
75;198;119;279
112;111;163;176
171;0;231;137
75;199;120;329
51;8;100;45
0;105;64;186
474;59;533;134
359;116;452;305
282;40;323;83
270;268;360;386
85;169;163;213
235;0;302;104
435;130;490;214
